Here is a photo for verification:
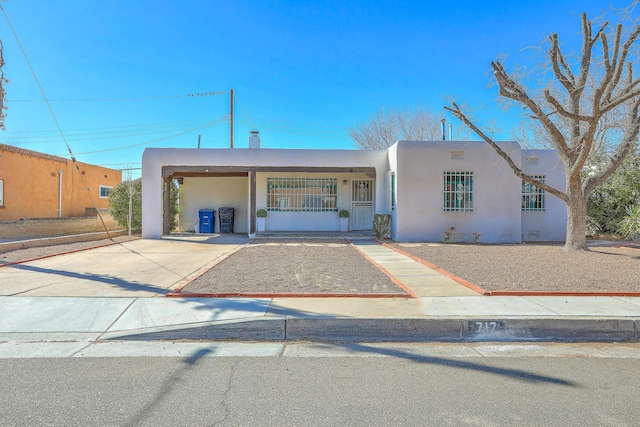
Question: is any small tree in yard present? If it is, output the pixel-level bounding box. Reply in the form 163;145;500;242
109;179;142;233
446;4;640;251
109;178;180;233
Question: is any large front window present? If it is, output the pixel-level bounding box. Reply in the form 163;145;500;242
522;175;546;211
267;178;337;212
443;172;474;212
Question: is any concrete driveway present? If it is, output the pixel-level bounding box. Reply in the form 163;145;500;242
0;235;250;297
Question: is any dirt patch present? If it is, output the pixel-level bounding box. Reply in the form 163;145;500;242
389;242;640;293
0;235;140;266
180;239;409;296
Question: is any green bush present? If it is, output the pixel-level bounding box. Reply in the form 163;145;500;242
619;205;640;240
108;179;142;232
108;178;180;233
256;209;268;217
587;151;640;235
339;209;350;218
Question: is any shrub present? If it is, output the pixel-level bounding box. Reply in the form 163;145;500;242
256;209;268;218
339;209;350;218
619;205;640;240
373;214;391;239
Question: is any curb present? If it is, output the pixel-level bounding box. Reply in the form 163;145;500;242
102;316;640;343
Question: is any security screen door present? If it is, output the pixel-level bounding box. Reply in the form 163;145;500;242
351;179;374;230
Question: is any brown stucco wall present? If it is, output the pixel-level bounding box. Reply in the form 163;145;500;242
0;144;122;221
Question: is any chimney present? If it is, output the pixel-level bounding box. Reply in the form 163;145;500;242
249;130;261;149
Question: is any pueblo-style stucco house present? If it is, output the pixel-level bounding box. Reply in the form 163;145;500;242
141;136;566;243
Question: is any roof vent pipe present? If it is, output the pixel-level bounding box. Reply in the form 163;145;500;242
448;124;453;141
249;130;261;149
440;119;446;141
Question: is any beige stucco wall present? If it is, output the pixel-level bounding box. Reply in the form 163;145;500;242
391;140;523;243
521;149;567;241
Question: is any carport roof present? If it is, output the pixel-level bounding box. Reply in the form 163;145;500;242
162;165;376;179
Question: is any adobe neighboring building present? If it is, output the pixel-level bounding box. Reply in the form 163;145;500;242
0;143;122;221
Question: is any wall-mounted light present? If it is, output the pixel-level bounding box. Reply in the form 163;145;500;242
342;179;348;184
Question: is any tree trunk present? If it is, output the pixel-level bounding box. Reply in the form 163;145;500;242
565;180;588;251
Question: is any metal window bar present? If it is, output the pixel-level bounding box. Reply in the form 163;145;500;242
267;177;338;212
522;175;546;211
443;172;474;212
391;172;396;210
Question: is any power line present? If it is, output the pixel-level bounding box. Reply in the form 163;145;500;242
0;116;217;135
5;116;227;145
6;90;228;103
57;117;227;156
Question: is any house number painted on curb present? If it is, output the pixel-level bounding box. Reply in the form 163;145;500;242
468;321;505;334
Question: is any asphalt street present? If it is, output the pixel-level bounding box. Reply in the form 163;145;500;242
1;342;639;427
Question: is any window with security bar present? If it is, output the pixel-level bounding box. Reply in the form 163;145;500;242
522;175;546;211
443;172;474;212
267;178;337;212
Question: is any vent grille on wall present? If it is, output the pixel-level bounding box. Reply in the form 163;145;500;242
527;230;541;239
451;232;465;241
451;151;465;159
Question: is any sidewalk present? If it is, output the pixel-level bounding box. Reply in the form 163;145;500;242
0;235;639;346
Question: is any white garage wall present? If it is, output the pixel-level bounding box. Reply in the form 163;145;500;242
178;176;248;233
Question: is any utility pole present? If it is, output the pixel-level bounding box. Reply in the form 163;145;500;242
229;88;234;148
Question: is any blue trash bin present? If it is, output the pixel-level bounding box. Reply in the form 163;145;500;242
198;209;216;233
218;207;235;233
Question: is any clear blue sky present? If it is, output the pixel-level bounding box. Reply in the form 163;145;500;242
0;0;625;178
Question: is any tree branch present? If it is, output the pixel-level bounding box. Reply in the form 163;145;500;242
445;102;568;202
549;34;575;92
584;100;640;195
543;90;594;121
491;61;571;158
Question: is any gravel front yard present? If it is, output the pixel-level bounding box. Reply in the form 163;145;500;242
3;235;638;294
181;239;408;296
389;241;640;293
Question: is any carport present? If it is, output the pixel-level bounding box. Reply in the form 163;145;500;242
161;165;377;237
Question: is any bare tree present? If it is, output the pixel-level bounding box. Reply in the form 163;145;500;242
349;106;447;149
446;6;640;251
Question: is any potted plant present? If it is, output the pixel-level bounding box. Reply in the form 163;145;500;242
256;209;267;232
339;209;349;232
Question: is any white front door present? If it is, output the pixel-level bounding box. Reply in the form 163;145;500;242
351;179;374;230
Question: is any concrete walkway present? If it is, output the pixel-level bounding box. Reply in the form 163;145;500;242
0;235;639;347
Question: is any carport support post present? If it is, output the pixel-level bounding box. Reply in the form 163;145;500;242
163;177;171;235
250;170;256;236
